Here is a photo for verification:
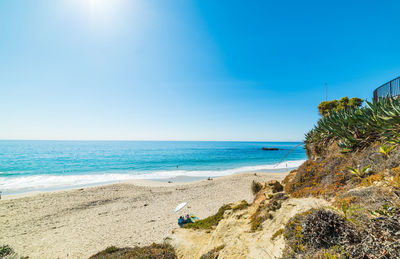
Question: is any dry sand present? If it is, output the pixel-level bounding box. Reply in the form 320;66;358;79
0;172;288;259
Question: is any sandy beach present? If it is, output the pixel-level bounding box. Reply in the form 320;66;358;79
0;172;288;259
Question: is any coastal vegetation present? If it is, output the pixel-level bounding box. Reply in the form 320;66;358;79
379;143;396;157
199;245;225;259
88;244;176;259
306;97;400;151
281;96;400;257
167;96;400;258
181;200;249;231
251;180;263;195
28;95;400;258
317;97;363;116
0;245;27;259
250;181;286;231
282;209;360;258
282;204;400;258
0;245;13;258
231;200;250;211
183;204;232;230
346;165;371;178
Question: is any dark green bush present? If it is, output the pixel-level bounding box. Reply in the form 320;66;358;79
89;243;176;259
103;246;118;254
0;245;13;258
231;200;249;211
251;180;262;195
183;204;231;230
283;207;400;258
301;209;360;249
318;100;339;116
199;245;225;259
318;97;363;116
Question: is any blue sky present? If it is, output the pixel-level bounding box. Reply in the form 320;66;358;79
1;0;400;141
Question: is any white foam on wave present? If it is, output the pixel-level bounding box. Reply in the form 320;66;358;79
0;160;306;195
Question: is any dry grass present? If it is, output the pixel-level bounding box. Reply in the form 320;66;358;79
271;228;284;240
360;173;383;186
282;138;400;258
284;159;350;198
231;200;249;211
88;243;177;259
199;245;225;259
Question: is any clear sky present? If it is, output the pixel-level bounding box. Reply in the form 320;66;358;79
1;0;400;141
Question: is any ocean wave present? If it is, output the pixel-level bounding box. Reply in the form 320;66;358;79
0;160;306;195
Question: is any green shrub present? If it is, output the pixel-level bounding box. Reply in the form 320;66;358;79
283;209;361;258
89;243;176;259
183;204;232;230
231;200;249;211
103;246;118;254
369;204;398;217
306;97;400;151
318;100;339;116
379;144;396;157
271;228;284;240
318;97;363;116
346;165;371;178
301;209;360;249
0;245;13;258
199;245;225;259
251;180;262;195
348;97;363;108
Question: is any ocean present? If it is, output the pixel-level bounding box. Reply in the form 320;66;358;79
0;141;306;195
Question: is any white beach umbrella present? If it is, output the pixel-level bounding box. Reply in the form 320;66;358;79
175;202;187;213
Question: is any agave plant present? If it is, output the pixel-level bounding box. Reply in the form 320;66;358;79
346;165;371;178
305;97;400;151
369;204;397;217
379;144;396;157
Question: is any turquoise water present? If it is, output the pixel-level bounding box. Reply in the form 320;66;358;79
0;141;306;195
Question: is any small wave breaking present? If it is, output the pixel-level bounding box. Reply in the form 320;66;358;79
0;160;306;195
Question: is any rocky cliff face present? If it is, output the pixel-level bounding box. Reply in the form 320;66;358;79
167;141;400;258
166;181;328;259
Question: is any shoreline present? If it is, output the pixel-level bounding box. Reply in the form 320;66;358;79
0;171;289;259
1;164;300;198
2;170;291;200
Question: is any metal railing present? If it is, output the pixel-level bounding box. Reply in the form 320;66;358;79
373;76;400;101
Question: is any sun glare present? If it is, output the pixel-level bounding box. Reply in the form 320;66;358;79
89;0;95;10
80;0;129;32
88;0;105;15
63;0;144;38
86;0;123;17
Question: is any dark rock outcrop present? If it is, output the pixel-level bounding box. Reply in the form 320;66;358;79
262;148;279;151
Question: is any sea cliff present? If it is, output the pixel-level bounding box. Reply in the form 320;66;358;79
164;98;400;258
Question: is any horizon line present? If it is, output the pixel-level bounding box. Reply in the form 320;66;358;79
0;138;304;142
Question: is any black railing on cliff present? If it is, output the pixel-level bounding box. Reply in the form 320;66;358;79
373;76;400;101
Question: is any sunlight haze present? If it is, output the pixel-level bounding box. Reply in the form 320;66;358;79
1;0;400;141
